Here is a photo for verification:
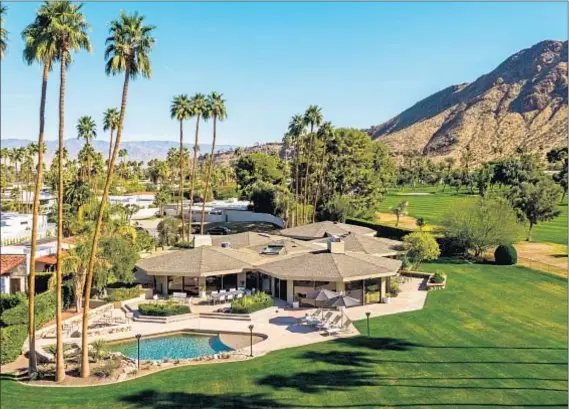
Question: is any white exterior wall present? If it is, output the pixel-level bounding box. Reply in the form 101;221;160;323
0;276;10;294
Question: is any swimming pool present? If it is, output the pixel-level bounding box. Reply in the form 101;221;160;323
108;332;232;360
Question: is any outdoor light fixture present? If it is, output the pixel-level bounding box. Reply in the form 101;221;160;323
365;312;371;337
135;333;142;369
248;324;254;357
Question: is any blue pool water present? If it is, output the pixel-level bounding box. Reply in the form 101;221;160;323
108;333;232;360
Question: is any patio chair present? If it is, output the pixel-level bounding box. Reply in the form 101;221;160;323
312;312;334;328
318;315;341;331
229;288;236;293
237;293;244;299
218;295;226;304
245;290;252;296
227;294;234;302
325;319;353;336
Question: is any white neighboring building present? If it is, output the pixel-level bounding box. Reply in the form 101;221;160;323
163;198;284;228
105;192;158;220
0;212;56;246
1;189;57;213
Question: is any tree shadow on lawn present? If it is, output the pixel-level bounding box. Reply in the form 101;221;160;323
119;390;291;409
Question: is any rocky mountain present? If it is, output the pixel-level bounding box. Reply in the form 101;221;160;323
1;139;238;165
367;40;568;163
213;142;284;166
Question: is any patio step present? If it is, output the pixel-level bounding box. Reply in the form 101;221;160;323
198;312;251;321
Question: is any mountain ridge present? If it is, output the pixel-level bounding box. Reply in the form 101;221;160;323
367;39;568;163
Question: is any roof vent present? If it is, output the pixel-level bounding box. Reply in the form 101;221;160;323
327;237;345;254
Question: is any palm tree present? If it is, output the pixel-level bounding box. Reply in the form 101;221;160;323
170;94;192;240
312;121;334;222
287;114;305;227
81;11;155;378
200;92;227;234
0;4;8;59
76;115;97;183
302;105;323;223
102;108;119;163
22;0;91;381
43;0;91;382
187;93;208;238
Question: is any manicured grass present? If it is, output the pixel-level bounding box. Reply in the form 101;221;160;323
379;191;568;245
2;261;567;408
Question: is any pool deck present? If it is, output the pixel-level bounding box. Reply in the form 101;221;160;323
4;277;427;374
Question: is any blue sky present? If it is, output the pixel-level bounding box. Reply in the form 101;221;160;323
1;1;567;146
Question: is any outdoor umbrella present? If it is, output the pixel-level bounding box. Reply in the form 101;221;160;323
329;294;360;325
304;289;339;318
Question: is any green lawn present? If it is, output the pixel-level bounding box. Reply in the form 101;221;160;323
378;190;568;245
2;261;567;408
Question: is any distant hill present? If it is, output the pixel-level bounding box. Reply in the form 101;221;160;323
1;139;239;164
366;40;568;163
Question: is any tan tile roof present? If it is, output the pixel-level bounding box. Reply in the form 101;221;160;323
310;233;403;255
210;231;276;249
258;250;402;282
136;246;259;277
280;221;376;240
0;255;26;275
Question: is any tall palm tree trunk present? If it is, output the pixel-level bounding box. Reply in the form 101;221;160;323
55;54;66;381
312;148;327;223
187;114;200;241
178;119;185;240
302;128;315;224
200;116;217;234
81;65;131;378
27;63;50;375
294;140;300;228
108;129;114;169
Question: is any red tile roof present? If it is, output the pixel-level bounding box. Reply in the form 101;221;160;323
36;255;58;264
0;255;26;275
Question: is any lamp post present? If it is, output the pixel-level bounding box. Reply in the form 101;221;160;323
365;312;371;337
135;333;142;369
248;324;254;357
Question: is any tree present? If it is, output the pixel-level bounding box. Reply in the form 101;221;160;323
200;92;227;234
286;114;306;227
312;121;334;222
170;94;192;240
509;178;563;241
235;152;284;194
547;147;568;201
316;195;351;223
102;108;120;164
22;0;90;381
249;181;279;215
157;216;180;246
154;185;172;216
302;105;323;223
416;218;426;231
76;115;97;183
81;10;155;378
390;201;408;227
124;204;140;222
187;93;208;238
0;5;7;58
441;198;525;257
475;163;494;198
403;232;440;269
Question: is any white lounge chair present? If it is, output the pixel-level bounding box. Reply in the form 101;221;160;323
318;315;341;331
325;319;352;335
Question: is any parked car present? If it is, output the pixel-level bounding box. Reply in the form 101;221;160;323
207;226;232;235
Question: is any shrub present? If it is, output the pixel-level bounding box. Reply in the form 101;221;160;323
174;240;193;249
138;302;191;316
494;244;518;265
90;339;109;362
93;357;121;378
431;272;446;284
387;280;400;297
231;292;273;314
1;291;56;328
0;324;27;364
345;218;414;240
403;232;441;269
105;286;142;302
0;293;26;314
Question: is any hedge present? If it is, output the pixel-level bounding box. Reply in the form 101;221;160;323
495;244;518;265
231;292;273;314
0;324;27;364
0;293;26;314
138;303;191;316
105;286;142;302
1;291;56;328
346;218;414;240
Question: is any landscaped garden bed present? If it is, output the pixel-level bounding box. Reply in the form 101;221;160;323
426;271;447;290
138;302;191;316
230;292;273;314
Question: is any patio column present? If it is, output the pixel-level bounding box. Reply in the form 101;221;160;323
286;280;294;305
271;277;276;297
237;271;246;288
199;276;206;299
335;281;345;295
380;277;387;301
